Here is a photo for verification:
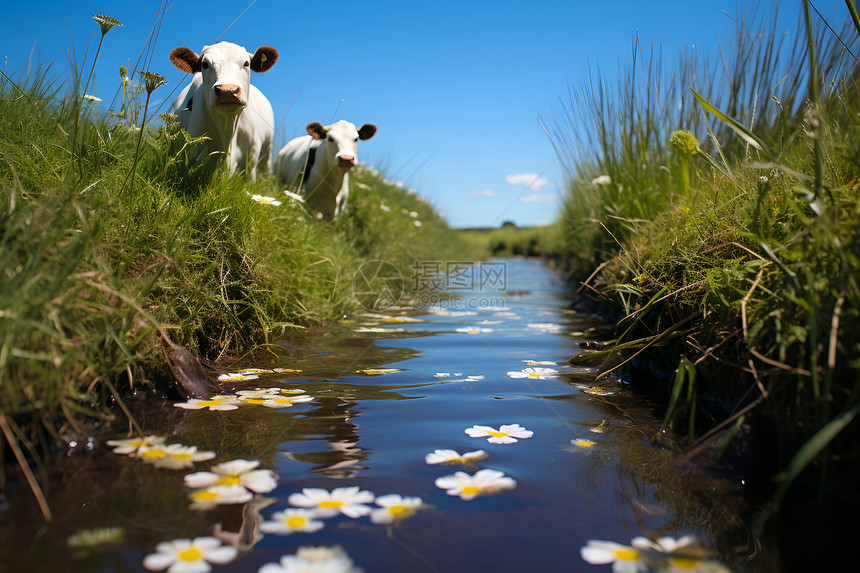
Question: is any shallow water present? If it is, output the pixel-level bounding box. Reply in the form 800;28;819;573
1;258;755;573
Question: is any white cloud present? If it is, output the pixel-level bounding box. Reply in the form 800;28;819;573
505;173;550;190
467;189;498;199
521;193;556;204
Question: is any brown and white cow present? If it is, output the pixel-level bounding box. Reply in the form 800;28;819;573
168;41;278;181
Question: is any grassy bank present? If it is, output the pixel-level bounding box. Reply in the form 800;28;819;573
0;49;468;462
554;1;860;522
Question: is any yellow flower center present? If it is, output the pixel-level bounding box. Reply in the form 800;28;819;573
613;549;639;561
192;491;218;502
319;500;345;508
196;400;220;407
575;440;596;448
216;476;241;486
388;505;409;516
244;398;265;404
286;516;307;528
461;486;481;496
141;449;166;459
172;453;193;460
670;557;701;569
178;548;203;562
486;431;508;438
528;373;541;378
271;398;294;405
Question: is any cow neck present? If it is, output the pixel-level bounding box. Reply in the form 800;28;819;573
219;114;241;160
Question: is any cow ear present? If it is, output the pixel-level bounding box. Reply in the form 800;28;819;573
307;123;326;140
251;46;279;73
169;47;201;74
358;124;377;141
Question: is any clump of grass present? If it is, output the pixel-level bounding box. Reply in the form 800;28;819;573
555;2;860;517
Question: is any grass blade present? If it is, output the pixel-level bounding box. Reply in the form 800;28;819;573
690;87;776;159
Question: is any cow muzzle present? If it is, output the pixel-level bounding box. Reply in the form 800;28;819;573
337;155;356;169
213;84;244;109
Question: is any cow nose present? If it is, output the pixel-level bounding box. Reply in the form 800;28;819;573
338;155;356;168
214;84;242;99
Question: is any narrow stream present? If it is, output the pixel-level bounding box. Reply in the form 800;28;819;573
2;258;754;573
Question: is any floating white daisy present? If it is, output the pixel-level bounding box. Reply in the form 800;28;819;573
428;309;477;317
217;372;260;382
355;368;405;376
259;509;326;535
424;449;488;465
142;536;237;573
570;438;597;449
288;486;375;518
258;545;362;573
631;535;698;555
434;469;516;500
184;459;277;494
138;443;216;469
187;484;253;510
370;494;423;524
455;326;493;334
262;394;315;409
106;435;166;455
251;194;282;206
464;375;486;381
522;359;557;366
580;540;648;573
174;395;241;411
527;322;563;332
465;424;534;444
506;367;558;379
235;387;285;400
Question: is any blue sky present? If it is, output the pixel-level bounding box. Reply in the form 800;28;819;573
0;1;829;227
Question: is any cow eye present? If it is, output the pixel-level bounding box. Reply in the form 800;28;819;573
354;137;359;142
327;136;334;142
244;61;250;67
201;61;209;70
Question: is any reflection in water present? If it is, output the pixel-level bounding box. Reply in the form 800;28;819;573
281;396;368;478
0;259;761;572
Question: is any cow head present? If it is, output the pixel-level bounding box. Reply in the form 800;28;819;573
169;42;278;118
307;120;377;170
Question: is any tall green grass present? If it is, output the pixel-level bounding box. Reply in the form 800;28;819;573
0;15;467;513
555;2;860;517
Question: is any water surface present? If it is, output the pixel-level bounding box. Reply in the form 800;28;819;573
1;258;753;572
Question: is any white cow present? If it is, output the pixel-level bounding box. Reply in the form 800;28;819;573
168;42;278;181
276;120;377;218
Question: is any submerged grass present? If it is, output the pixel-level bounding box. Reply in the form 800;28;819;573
0;20;468;516
555;1;860;521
